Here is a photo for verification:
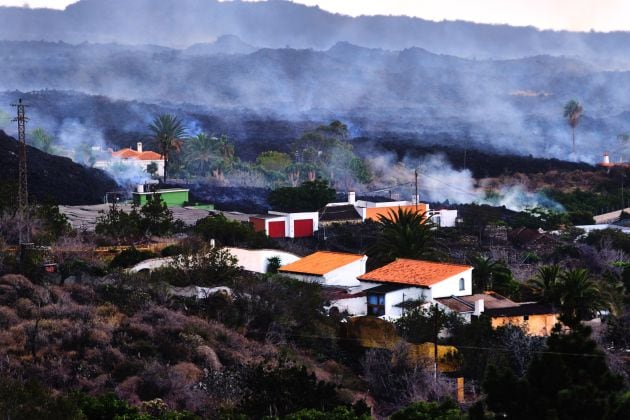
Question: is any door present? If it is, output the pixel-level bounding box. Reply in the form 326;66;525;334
293;219;314;237
268;221;286;238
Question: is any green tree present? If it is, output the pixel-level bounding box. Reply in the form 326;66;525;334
194;214;271;248
148;114;187;182
483;325;629;420
33;201;71;244
139;194;175;236
268;179;336;212
146;161;159;178
256;150;293;173
368;208;437;266
558;268;609;328
238;363;342;418
185;133;217;176
564;99;584;154
469;255;516;296
528;264;562;306
395;303;463;344
391;399;465;420
95;203;142;243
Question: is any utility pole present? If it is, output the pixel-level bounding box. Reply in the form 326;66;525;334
415;168;419;212
433;303;439;381
11;98;30;244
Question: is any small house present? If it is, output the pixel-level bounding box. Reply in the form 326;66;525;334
357;259;473;318
279;251;367;287
95;142;165;177
436;292;559;336
250;211;319;238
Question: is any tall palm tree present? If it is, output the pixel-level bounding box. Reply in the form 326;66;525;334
184;133;215;176
368;208;437;266
148;114;187;183
563;100;584;154
528;265;561;306
558;268;608;328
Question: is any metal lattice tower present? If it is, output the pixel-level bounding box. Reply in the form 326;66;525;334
11;98;30;244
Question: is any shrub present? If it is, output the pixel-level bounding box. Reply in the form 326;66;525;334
109;247;158;269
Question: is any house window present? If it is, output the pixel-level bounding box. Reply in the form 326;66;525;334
367;293;385;316
459;278;465;291
523;315;529;321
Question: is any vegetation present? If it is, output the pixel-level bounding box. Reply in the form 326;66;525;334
483;325;629;420
563;99;584;154
148;114;187;183
95;195;176;242
193;214;272;248
368;208;438;266
268;179;336;212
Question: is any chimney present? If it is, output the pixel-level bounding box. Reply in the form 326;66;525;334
473;299;484;316
137;142;143;153
137;184;144;193
348;191;356;204
602;152;610;165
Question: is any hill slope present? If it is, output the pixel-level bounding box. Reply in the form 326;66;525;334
0;130;117;205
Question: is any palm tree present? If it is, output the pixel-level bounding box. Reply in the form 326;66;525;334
557;268;608;328
184;133;215;176
563;100;584;154
148;114;187;183
528;265;561;306
469;255;513;294
368;208;437;266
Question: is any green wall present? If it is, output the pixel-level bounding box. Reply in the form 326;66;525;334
133;189;189;207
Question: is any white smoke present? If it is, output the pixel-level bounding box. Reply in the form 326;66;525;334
367;153;564;212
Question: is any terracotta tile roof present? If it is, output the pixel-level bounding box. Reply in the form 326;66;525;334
137;151;162;160
279;251;365;276
111;149;162;161
358;259;472;287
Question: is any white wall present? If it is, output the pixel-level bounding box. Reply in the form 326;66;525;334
226;247;300;273
329;296;367;316
427;269;473;299
383;287;425;319
322;256;367;287
266;211;320;237
128;248;300;275
431;209;458;228
94;158;165;177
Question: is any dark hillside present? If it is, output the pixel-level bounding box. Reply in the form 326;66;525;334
353;137;596;179
0;130;117;205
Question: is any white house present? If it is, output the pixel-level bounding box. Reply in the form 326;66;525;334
250;211;319;238
354;259;473;319
278;251;367;288
94;142;165;177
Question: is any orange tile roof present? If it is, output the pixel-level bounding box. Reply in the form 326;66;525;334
112;148;136;158
279;251;365;276
358;259;472;287
111;149;163;161
137;151;162;160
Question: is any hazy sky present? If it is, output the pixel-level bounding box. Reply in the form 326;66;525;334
1;0;629;32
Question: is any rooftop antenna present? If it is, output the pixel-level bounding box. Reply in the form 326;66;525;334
11;98;30;244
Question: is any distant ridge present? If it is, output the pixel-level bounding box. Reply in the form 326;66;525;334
1;0;630;61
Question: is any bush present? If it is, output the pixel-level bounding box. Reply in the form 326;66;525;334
109;247;158;269
194;214;271;248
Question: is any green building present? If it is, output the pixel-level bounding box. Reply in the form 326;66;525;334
133;188;190;207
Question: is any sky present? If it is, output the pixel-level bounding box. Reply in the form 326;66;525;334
0;0;629;32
